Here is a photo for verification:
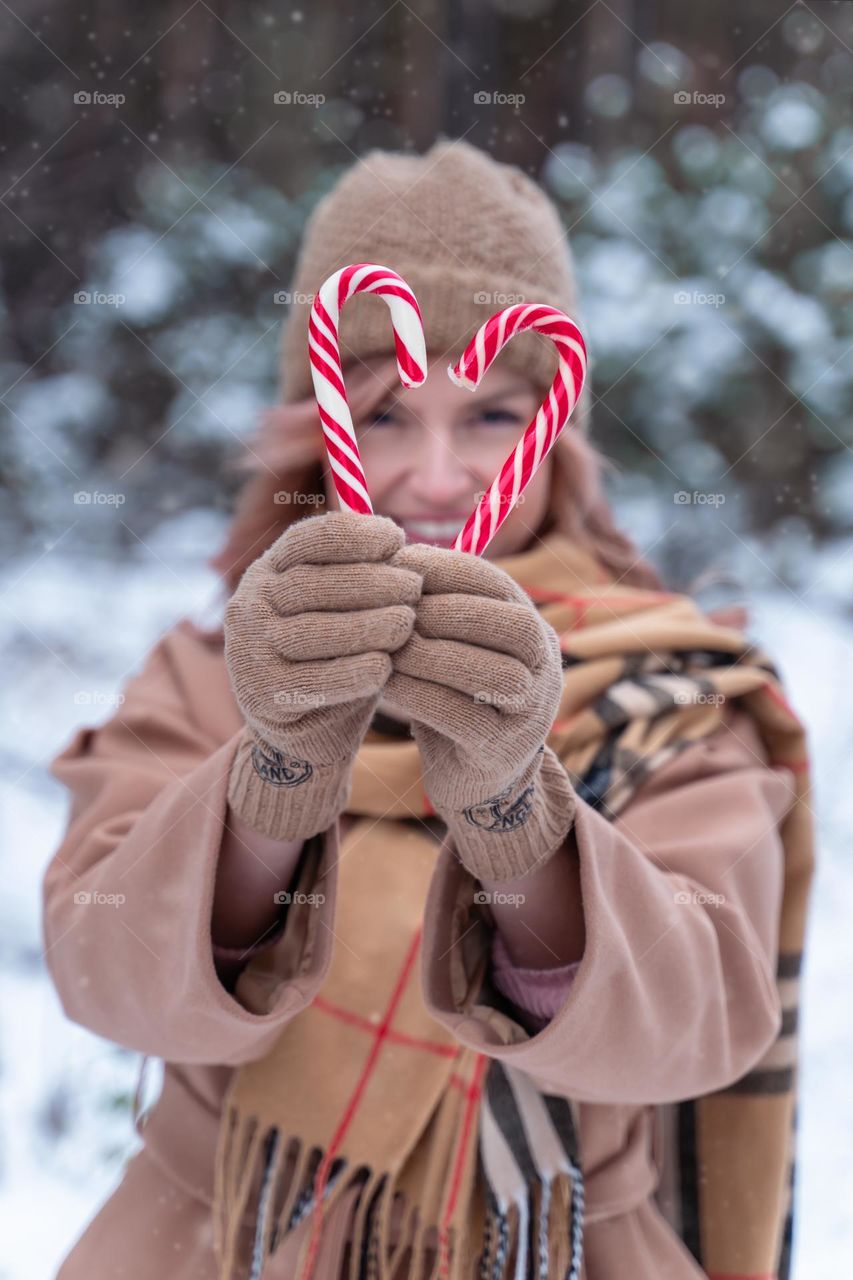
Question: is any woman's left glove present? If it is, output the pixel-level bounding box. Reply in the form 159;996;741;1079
384;543;577;882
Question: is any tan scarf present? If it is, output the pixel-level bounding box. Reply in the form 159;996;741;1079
212;531;815;1280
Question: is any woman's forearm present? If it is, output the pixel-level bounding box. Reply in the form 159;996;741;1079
212;808;305;950
479;829;585;969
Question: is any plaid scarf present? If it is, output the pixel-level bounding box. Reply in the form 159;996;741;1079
212;531;815;1280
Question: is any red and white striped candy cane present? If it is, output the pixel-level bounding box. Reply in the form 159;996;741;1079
308;263;427;514
447;304;587;556
309;268;586;556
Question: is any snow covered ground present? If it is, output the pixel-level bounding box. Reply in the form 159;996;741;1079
0;518;224;1280
1;520;851;1279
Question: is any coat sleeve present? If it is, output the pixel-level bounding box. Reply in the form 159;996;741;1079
421;707;797;1104
41;630;340;1067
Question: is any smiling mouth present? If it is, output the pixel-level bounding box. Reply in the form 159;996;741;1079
393;516;469;541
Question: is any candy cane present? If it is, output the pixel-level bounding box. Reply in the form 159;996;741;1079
447;304;587;556
309;268;586;556
308;263;427;515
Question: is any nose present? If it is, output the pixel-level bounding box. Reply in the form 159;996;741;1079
408;423;473;505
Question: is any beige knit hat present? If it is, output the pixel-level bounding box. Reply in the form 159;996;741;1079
278;138;589;429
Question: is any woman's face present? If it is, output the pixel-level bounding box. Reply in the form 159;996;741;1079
321;356;553;559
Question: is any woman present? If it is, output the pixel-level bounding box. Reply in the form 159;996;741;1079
43;140;815;1280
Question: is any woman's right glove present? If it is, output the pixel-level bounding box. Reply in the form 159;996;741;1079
224;511;422;839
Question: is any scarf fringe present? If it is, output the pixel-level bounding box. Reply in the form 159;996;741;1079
476;1171;581;1280
213;1111;586;1280
214;1099;479;1280
213;1103;340;1280
345;1167;385;1280
546;1176;572;1279
213;1105;267;1279
387;1198;421;1280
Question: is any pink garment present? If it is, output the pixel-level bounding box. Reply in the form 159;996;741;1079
489;928;581;1032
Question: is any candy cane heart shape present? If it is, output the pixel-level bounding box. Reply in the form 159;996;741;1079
308;267;587;556
447;303;588;557
308;263;427;514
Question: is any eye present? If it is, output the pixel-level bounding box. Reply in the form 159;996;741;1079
362;406;397;427
475;407;525;425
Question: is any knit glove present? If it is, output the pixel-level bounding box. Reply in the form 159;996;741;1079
384;544;577;882
224;511;421;839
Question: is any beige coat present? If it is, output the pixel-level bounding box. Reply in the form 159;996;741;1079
42;619;794;1278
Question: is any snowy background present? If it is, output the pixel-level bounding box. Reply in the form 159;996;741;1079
2;2;853;1277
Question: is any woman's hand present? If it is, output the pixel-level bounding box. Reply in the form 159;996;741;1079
384;543;577;882
224;511;422;839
